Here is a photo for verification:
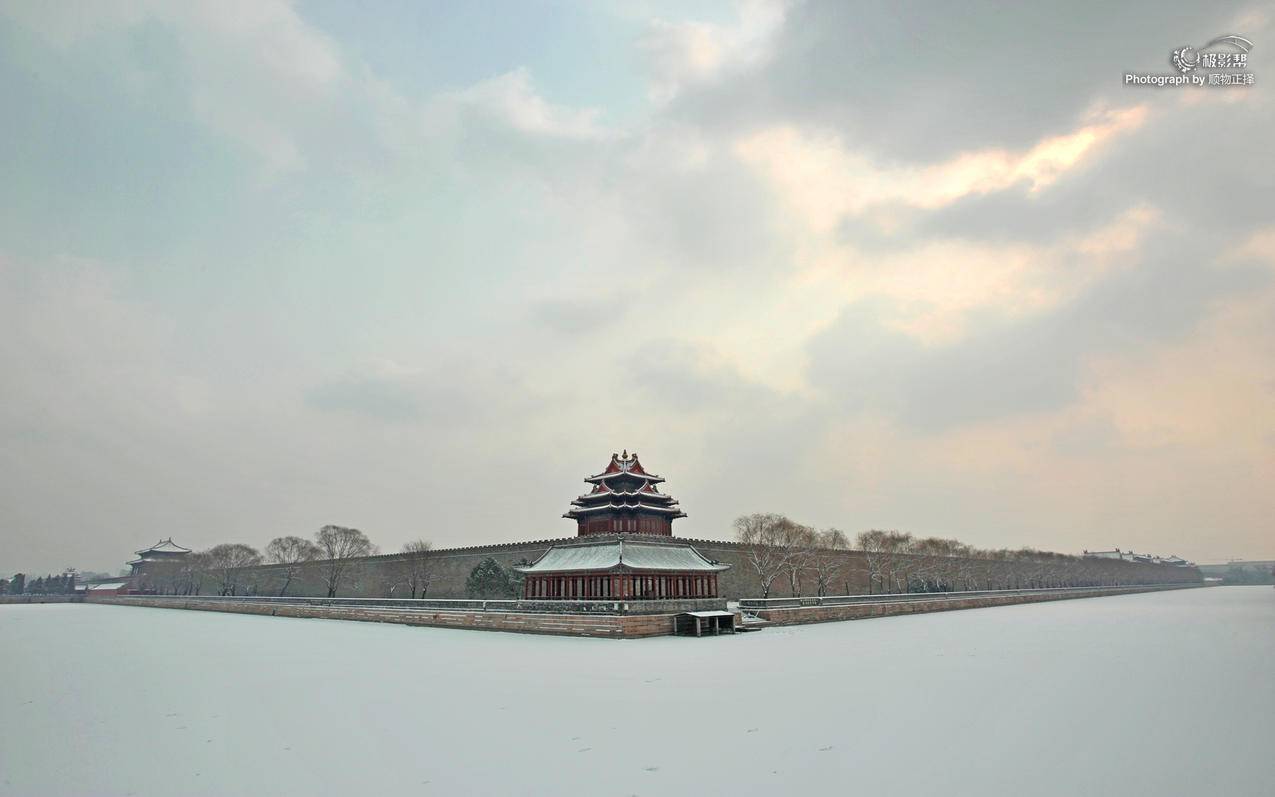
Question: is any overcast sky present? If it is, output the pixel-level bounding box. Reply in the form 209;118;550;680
2;1;1272;575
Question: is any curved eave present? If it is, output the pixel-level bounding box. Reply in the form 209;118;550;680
584;472;664;484
513;563;730;574
574;491;676;503
564;503;687;516
513;540;730;574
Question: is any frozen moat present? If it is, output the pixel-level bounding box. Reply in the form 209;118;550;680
1;586;1271;796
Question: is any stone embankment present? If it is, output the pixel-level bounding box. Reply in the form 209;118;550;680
88;595;722;638
0;595;83;605
739;583;1205;626
79;583;1209;638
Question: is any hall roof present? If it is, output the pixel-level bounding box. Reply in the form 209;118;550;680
134;538;192;556
514;538;729;574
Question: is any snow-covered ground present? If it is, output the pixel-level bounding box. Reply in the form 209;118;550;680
2;587;1271;797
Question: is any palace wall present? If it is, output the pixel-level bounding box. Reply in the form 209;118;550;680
0;594;84;605
133;534;1201;601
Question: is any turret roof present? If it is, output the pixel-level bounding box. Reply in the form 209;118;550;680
584;451;665;483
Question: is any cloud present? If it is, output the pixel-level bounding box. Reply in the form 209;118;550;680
3;0;376;178
735;105;1147;234
805;232;1269;431
4;1;1275;571
642;0;790;102
434;68;609;140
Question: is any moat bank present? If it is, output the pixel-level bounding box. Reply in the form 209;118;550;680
85;583;1205;638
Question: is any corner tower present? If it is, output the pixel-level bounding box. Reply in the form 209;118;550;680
564;451;687;536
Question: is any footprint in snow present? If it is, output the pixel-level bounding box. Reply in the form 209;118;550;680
643;766;660;772
818;746;834;752
578;747;592;753
745;728;759;733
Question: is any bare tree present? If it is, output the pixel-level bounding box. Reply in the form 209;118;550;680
781;522;816;597
315;525;376;597
734;513;795;599
856;530;889;594
203;543;263;596
856;530;913;594
910;537;970;592
399;539;433;599
265;535;322;596
809;527;850;596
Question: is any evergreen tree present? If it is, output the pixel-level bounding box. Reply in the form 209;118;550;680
465;558;517;599
9;573;25;594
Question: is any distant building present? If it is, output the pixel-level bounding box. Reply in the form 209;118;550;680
127;538;192;577
1083;549;1195;567
1083;549;1125;560
87;582;130;597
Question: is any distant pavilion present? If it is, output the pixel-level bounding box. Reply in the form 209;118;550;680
127;538;191;577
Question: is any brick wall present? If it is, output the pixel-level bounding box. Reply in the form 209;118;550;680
132;534;1201;601
91;596;680;638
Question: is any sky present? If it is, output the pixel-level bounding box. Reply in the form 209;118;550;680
1;1;1272;575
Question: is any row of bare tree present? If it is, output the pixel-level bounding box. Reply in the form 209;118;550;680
733;514;851;598
137;526;435;599
735;513;1195;598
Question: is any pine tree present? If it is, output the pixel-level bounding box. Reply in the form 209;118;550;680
465;558;517;599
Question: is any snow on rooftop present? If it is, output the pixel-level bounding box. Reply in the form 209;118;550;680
135;538;191;555
515;539;728;573
1;587;1270;796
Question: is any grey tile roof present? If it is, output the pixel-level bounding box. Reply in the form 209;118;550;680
514;539;729;574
